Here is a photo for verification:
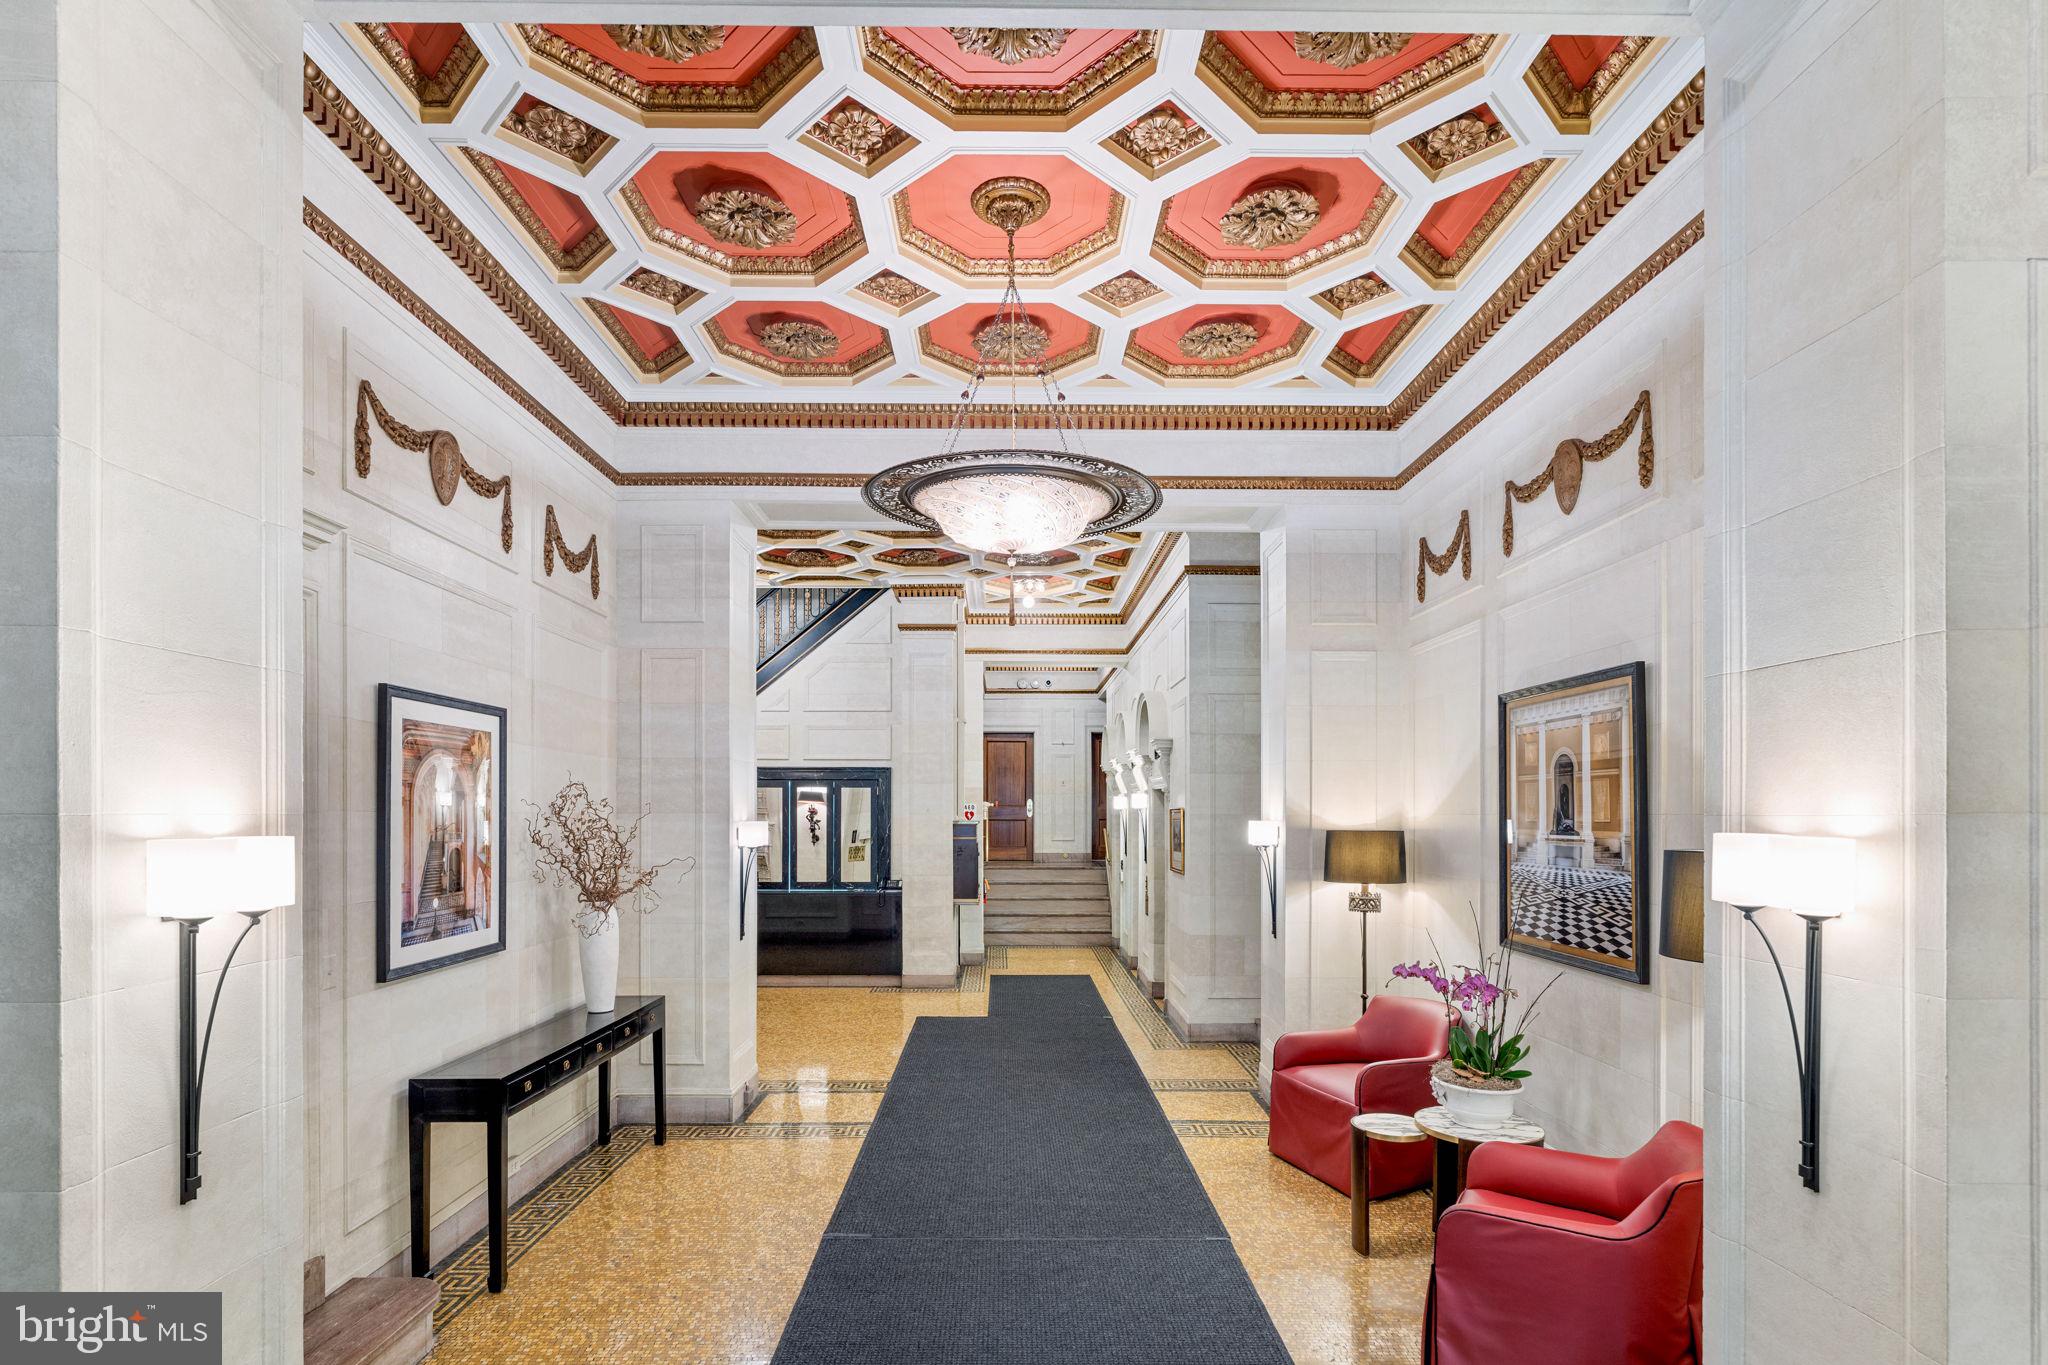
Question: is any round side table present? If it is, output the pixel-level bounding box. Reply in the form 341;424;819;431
1349;1112;1430;1255
1413;1104;1546;1224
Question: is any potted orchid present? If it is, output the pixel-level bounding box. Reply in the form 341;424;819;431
1390;904;1561;1128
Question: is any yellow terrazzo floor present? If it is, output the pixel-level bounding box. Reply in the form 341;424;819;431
425;947;1429;1365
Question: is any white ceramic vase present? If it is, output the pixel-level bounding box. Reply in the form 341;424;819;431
579;913;620;1014
1431;1071;1523;1129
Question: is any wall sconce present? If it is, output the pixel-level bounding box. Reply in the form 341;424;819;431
1659;849;1705;963
1711;831;1855;1192
145;836;295;1205
1111;794;1128;812
1129;789;1150;810
1326;830;1406;1012
1246;820;1281;938
734;821;771;940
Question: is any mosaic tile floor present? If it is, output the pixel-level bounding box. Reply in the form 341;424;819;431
423;947;1430;1364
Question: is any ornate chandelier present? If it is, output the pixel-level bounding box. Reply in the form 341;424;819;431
862;177;1158;562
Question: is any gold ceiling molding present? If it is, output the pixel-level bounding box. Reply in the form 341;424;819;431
897;622;959;631
1525;36;1663;135
803;99;915;175
859;27;1160;129
511;24;821;127
1412;113;1508;173
456;148;614;280
1082;272;1166;315
1125;320;1313;384
892;583;965;598
852;270;934;313
354;379;514;552
584;300;690;380
1502;389;1654;556
1324;308;1431;385
967;647;1128;656
1197;32;1495;133
347;23;487;123
1416;509;1472;603
1108;108;1214;176
499;100;611;172
1398;213;1700;486
1294;31;1413;69
891;186;1126;282
963;530;1181;625
619;268;704;313
1152;183;1396;286
945;27;1071;64
987;664;1100;672
605;24;726;63
543;505;601;599
1398;159;1555;287
621;180;867;285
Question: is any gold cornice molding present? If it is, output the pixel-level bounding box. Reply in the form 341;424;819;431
1415;508;1472;603
897;622;959;631
859;27;1161;130
511;24;822;128
892;583;964;598
1195;32;1496;134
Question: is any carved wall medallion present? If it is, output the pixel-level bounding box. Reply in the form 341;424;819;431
946;27;1071;64
974;318;1050;362
1293;31;1412;68
691;187;798;249
1178;320;1260;361
1217;186;1322;250
542;505;601;599
1502;390;1654;556
353;380;513;552
1422;115;1500;166
758;319;839;360
603;24;726;62
1087;273;1163;309
1416;508;1472;603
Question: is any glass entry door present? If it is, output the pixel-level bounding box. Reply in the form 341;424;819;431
755;768;892;891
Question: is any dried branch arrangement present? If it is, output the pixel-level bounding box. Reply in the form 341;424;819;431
526;780;693;936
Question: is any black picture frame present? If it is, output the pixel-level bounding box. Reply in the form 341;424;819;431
376;683;510;982
1496;660;1651;984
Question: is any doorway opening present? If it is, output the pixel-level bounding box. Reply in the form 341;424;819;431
983;732;1035;862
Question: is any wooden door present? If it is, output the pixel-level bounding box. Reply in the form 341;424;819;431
1089;732;1107;860
984;733;1034;862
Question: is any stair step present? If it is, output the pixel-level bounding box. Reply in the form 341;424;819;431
984;883;1109;901
305;1276;437;1365
986;930;1116;946
980;899;1110;917
985;913;1111;933
986;865;1103;879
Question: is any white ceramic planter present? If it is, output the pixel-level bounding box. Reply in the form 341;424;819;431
579;915;620;1014
1431;1071;1523;1129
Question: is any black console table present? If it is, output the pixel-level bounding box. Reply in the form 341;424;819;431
408;995;666;1291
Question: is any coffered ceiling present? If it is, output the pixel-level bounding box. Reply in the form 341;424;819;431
307;23;1703;424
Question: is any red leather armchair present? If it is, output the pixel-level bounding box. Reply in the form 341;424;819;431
1424;1120;1704;1365
1267;995;1450;1198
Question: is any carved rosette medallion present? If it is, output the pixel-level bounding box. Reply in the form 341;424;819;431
1292;31;1412;68
692;188;798;249
857;271;929;308
1424;115;1497;165
1127;112;1198;159
757;319;839;360
1178;320;1260;361
1090;273;1162;309
1217;186;1322;250
945;27;1071;64
974;318;1051;363
603;24;727;62
507;103;595;158
1324;274;1392;309
813;106;889;157
623;268;699;309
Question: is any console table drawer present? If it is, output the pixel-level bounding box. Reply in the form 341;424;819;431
545;1051;585;1088
508;1065;548;1104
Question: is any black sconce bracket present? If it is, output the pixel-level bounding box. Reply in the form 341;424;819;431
1738;906;1823;1192
178;911;265;1204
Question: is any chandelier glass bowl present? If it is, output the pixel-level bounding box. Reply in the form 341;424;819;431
861;177;1158;560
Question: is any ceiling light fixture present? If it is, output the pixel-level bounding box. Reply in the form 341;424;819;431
863;177;1158;563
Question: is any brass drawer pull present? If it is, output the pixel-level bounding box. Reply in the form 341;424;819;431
522;1079;534;1093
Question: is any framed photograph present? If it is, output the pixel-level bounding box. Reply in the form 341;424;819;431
1497;661;1650;984
1168;807;1186;875
377;684;509;982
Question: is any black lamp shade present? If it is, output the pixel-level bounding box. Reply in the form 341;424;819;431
1326;829;1405;886
1660;848;1704;962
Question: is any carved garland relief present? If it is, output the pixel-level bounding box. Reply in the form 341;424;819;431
1415;508;1472;603
543;504;601;599
353;380;514;552
1501;390;1654;556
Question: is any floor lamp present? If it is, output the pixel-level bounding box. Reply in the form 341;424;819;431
1326;830;1406;1013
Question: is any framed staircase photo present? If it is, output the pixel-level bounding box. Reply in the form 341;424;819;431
376;683;510;982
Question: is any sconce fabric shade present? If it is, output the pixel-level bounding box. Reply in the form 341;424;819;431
145;837;296;921
1246;820;1281;848
1710;832;1855;918
734;821;771;849
1112;794;1129;812
1660;849;1705;962
1129;790;1150;809
1325;830;1405;887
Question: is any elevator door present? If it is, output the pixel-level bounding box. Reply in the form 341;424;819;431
983;733;1034;862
